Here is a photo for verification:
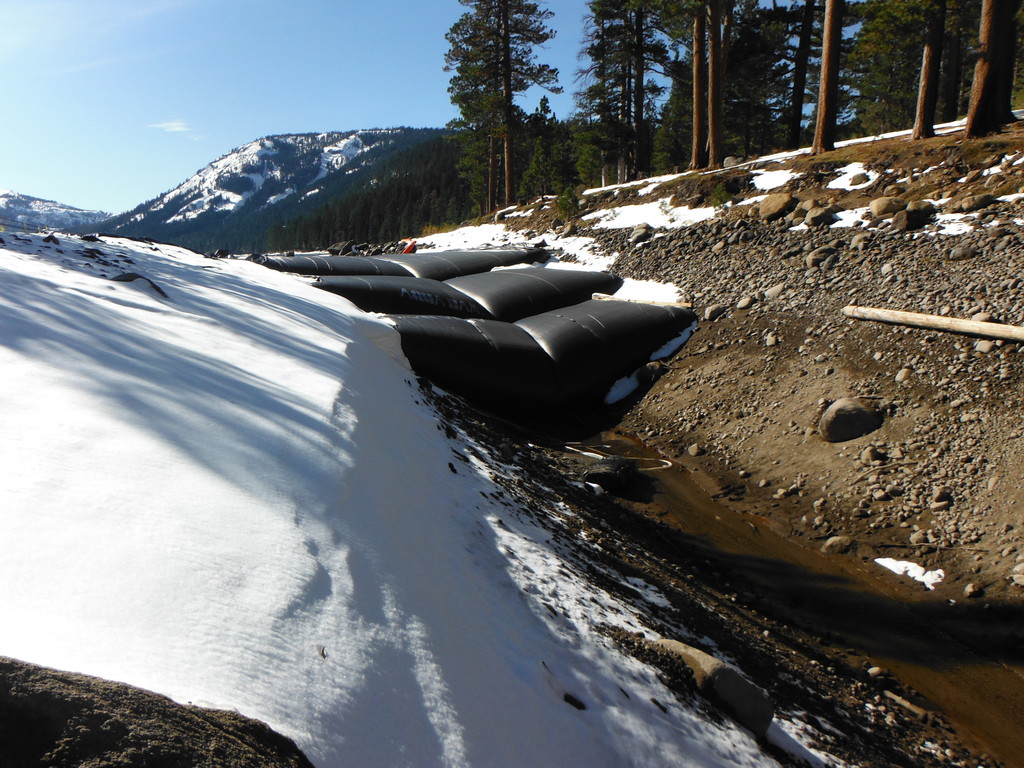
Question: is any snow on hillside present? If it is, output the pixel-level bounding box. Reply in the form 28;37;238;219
0;231;819;766
0;189;109;230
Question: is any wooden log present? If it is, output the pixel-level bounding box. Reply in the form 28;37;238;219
842;305;1024;343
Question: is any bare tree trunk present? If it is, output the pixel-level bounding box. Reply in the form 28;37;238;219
964;0;1020;137
690;9;708;169
499;0;515;205
912;0;947;139
812;0;844;155
487;134;497;213
707;0;725;169
940;1;965;123
788;0;816;149
632;5;649;176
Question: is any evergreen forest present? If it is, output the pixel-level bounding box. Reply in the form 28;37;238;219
266;0;1024;251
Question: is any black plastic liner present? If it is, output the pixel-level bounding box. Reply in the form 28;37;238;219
393;299;696;405
314;267;622;321
315;276;489;318
445;268;623;321
251;254;413;276
250;248;546;280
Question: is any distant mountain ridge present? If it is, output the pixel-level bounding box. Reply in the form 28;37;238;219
98;127;446;252
0;190;109;232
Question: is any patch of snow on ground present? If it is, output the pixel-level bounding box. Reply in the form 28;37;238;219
584;199;716;230
874;558;945;590
830;208;869;228
583;172;683;196
934;213;974;236
828;162;877;190
752;169;799;190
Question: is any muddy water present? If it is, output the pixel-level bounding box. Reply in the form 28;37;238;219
589;434;1024;768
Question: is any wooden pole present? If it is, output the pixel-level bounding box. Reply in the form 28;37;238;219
842;305;1024;343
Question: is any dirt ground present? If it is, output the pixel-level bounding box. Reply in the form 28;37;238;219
494;124;1024;766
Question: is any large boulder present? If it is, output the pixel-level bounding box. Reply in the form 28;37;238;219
759;193;797;222
818;398;885;442
869;197;906;217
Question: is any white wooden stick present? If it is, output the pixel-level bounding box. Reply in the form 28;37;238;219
842;305;1024;343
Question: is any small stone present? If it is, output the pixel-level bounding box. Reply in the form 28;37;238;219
975;340;996;353
867;666;886;678
687;444;704;457
964;583;984;599
704;304;729;322
765;332;779;347
737;295;757;310
764;283;786;300
870;197;905;217
895;368;913;385
821;535;854;554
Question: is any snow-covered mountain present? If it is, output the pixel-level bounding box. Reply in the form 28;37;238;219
100;127;444;252
0;189;109;232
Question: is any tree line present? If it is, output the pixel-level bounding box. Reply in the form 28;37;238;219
445;0;1024;215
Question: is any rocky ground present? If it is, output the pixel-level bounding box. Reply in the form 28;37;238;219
494;124;1024;766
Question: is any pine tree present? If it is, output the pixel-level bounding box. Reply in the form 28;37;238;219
445;0;561;211
964;0;1023;136
912;0;948;139
812;0;844;154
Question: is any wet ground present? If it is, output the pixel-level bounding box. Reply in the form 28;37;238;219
589;431;1024;768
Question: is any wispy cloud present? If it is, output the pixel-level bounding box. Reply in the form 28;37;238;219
149;120;193;133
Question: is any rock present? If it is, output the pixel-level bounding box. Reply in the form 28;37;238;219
805;207;837;227
850;172;870;186
704;304;729;322
910;529;931;546
760;193;797;222
971;311;995;323
805;247;834;268
724;156;746;168
850;232;871;250
964;583;984;599
821;535;854;554
895;367;913;385
764;283;786;300
687;444;705;457
818;398;885;443
976;340;996;353
736;295;757;310
582;458;642;496
629;223;653;244
960;193;995;212
949;244;979;260
870;197;905;217
326;241;354;255
891;208;931;232
42;233;60;245
906;199;936;215
652;639;774;737
765;332;779;347
860;445;886;464
560;220;578;237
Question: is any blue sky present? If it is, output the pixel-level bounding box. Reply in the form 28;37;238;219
1;0;591;214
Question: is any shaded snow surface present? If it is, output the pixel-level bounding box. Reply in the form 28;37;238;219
0;233;774;767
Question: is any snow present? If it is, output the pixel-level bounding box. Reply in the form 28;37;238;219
583;199;717;230
827;162;877;191
874;559;945;590
0;231;786;767
752;169;799;191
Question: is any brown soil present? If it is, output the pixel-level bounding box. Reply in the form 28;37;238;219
493;122;1024;767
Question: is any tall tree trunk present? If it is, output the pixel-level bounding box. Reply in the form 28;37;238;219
499;0;515;205
913;0;947;139
995;3;1021;122
812;0;844;155
940;0;965;123
965;0;1022;137
690;9;708;169
788;0;816;149
632;5;649;176
487;133;497;213
707;0;725;169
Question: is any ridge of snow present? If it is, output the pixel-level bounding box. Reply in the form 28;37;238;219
0;231;804;767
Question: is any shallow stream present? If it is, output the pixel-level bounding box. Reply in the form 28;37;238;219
588;433;1024;767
